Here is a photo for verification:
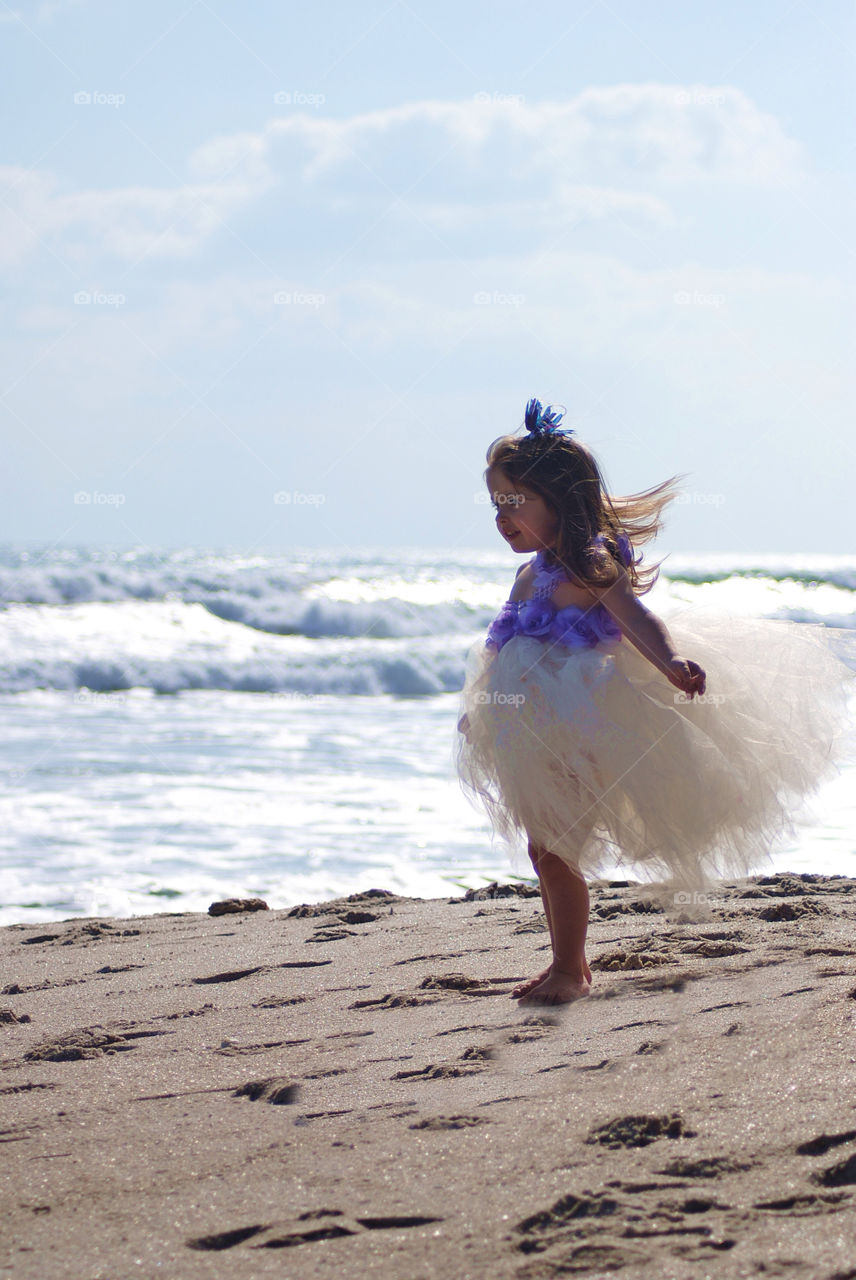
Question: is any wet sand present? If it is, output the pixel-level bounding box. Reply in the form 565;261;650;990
2;872;856;1279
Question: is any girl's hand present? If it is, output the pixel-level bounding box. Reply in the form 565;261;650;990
666;657;706;699
458;713;471;741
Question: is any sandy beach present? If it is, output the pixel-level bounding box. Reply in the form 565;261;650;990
3;871;856;1279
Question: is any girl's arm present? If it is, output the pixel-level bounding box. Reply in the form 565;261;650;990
459;562;532;739
592;565;706;697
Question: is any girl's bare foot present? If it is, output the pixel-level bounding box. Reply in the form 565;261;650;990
519;967;591;1005
512;966;552;999
513;959;592;999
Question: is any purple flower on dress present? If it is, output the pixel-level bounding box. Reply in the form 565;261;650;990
593;611;622;644
485;588;623;653
486;601;519;650
517;599;555;636
550;604;622;648
550;605;594;648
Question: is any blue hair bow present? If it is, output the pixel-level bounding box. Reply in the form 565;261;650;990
524;397;571;437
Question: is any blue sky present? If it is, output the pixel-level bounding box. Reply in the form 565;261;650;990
2;0;854;554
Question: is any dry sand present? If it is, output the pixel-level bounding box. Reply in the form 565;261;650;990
2;872;856;1279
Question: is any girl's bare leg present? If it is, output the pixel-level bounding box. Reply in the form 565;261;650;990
514;839;592;1005
511;839;556;997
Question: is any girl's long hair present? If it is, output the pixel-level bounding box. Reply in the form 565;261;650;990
485;428;684;596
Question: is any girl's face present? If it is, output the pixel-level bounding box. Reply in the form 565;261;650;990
486;466;559;554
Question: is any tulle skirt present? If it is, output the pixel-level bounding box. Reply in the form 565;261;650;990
456;609;856;895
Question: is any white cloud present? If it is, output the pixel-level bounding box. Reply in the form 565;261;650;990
50;181;266;260
384;186;676;235
251;85;805;191
0;168;59;266
187;131;275;188
0;85;805;268
0;165;270;266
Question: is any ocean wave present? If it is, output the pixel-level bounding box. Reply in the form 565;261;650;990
1;546;854;693
664;554;856;593
3;545;856;640
2;593;853;697
0;552;298;606
0;546;495;639
200;594;485;639
0;601;472;696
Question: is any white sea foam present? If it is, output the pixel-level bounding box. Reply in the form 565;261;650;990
1;544;854;695
0;600;475;695
1;544;855;925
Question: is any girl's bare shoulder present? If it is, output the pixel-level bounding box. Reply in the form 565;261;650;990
552;546;620;608
509;559;536;602
510;556;597;606
551;579;600;608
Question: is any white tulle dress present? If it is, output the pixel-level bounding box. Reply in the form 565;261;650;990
456;549;856;895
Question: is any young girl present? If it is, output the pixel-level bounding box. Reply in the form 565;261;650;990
456;398;856;1006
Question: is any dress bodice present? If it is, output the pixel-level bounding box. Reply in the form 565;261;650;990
485;536;634;653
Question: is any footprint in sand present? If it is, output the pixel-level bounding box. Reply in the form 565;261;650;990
592;899;665;920
3;978;82;994
791;1127;856;1190
586;1114;695;1148
23;1026;170;1062
192;967;264;985
513;1177;740;1274
0;1007;31;1024
753;1191;851;1213
513;1191;652;1275
253;995;308;1009
593;950;675;972
409;1115;486;1130
659;1155;752;1179
392;1046;494;1081
809;1154;856;1188
350;993;438;1010
796;1128;856;1156
0;1081;58;1096
758;900;827;921
186;1210;443;1252
232;1077;300;1106
21;923;141;947
306;928;357;942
